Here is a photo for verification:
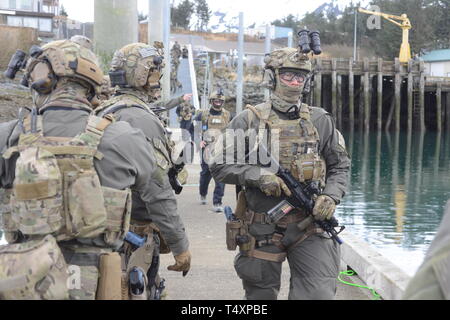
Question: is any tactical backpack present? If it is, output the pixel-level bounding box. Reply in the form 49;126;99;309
1;113;132;246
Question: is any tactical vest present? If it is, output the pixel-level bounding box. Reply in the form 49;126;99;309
96;94;172;176
202;109;230;143
248;102;326;187
1;113;132;247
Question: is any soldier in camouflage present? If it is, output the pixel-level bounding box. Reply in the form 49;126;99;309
94;42;191;299
210;47;350;300
195;89;231;212
0;39;163;300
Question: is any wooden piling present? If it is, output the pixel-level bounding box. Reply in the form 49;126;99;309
363;58;370;131
407;61;413;133
331;59;337;120
446;92;450;132
419;61;426;131
437;82;442;132
394;58;401;131
349;59;355;127
337;74;343;129
377;58;383;131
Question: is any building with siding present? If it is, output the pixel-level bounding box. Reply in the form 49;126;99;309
0;0;59;40
421;49;450;77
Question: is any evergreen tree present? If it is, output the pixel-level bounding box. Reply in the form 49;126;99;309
194;0;211;31
60;4;68;17
171;0;195;29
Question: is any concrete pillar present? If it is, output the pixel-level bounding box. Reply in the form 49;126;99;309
94;0;138;66
236;12;244;115
148;0;171;102
264;24;271;100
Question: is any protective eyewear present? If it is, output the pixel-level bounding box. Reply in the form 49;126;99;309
279;71;307;83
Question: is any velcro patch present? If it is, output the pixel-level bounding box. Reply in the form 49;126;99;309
139;47;157;58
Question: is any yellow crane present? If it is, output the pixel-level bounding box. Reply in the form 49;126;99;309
358;8;412;63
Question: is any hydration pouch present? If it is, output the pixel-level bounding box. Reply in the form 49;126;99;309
0;235;69;300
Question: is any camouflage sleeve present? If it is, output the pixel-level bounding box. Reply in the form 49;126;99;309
210;109;262;186
96;121;188;255
162;96;184;111
311;108;350;204
403;200;450;300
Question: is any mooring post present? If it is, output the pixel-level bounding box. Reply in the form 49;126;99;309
437;82;442;132
394;58;402;131
446;92;450;132
363;57;370;131
349;58;355;128
337;73;343;130
331;58;337;120
377;58;383;131
419;61;426;131
407;60;413;133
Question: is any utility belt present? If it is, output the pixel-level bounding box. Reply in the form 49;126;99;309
225;192;323;263
120;220;167;300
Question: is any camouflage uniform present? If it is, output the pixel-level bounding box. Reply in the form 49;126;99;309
0;40;159;300
210;48;350;300
403;200;450;300
95;43;190;299
196;90;231;209
170;41;182;92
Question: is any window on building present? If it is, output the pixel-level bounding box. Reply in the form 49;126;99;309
39;17;51;32
8;0;16;9
7;15;22;26
19;0;33;11
23;16;38;28
0;0;9;9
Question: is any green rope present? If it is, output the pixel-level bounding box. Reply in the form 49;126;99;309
338;270;382;300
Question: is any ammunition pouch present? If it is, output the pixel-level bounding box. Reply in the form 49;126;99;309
0;235;69;300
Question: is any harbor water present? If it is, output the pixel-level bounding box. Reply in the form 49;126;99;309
337;129;450;276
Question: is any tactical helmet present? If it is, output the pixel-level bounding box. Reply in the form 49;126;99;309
209;88;225;109
264;47;312;73
209;88;226;102
23;39;104;98
109;42;164;94
70;35;93;51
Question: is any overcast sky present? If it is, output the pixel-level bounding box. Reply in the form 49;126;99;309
60;0;366;26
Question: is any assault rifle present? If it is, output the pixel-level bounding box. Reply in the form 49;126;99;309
260;144;345;245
